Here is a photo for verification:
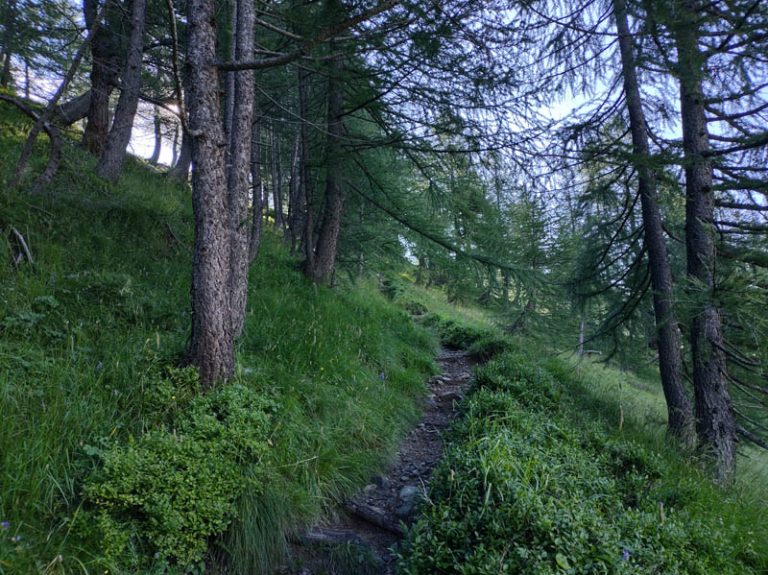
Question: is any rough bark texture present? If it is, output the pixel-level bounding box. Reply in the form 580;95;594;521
186;0;233;388
225;0;256;341
82;0;121;155
186;0;255;389
96;0;147;181
308;51;345;284
673;0;736;480
614;0;694;442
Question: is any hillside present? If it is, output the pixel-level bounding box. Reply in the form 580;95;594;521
1;101;767;575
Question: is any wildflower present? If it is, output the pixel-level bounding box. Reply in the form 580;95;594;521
0;521;9;530
379;372;386;381
622;548;631;562
11;535;22;543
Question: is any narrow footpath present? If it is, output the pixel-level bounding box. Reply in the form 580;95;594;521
282;349;476;574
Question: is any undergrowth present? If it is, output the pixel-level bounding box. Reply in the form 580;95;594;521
0;102;437;574
397;348;768;574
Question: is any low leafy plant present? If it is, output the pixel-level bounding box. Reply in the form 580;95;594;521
398;349;765;575
82;381;276;570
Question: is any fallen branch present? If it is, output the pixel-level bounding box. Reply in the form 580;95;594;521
294;527;366;547
344;502;404;536
9;227;33;267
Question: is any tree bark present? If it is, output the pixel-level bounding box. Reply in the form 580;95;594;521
297;65;314;263
96;0;147;181
225;0;256;341
307;50;345;284
149;105;162;164
672;0;736;480
286;129;301;248
82;0;121;155
186;0;233;388
613;0;694;443
223;0;237;146
169;123;192;180
185;0;255;389
249;117;263;262
270;120;285;229
53;90;92;125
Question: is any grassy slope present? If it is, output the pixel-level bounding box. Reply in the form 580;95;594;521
0;102;437;574
391;308;768;573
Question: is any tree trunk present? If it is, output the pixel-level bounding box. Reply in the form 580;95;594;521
297;65;314;263
171;121;179;166
186;0;233;388
307;49;345;284
149;106;162;164
82;0;120;155
286;129;301;248
223;0;237;146
249;117;263;262
613;0;694;443
225;0;256;341
0;0;16;88
53;90;92;125
169;124;192;180
270;120;285;229
96;0;147;181
672;0;736;480
185;0;255;389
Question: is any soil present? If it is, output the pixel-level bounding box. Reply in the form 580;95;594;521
280;348;476;575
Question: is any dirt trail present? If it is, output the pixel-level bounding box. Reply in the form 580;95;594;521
281;349;476;575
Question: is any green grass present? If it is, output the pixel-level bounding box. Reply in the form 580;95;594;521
397;346;768;574
0;102;438;574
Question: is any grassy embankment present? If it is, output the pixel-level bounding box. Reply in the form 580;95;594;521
395;337;768;573
0;101;439;574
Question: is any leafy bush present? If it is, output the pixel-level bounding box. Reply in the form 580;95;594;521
83;381;276;569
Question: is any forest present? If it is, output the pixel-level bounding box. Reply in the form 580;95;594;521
0;0;767;573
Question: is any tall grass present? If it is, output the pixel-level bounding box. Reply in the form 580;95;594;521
0;102;437;573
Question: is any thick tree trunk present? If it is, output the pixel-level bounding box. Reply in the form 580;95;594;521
613;0;694;442
308;51;345;284
149;106;162;164
82;0;120;155
673;0;736;480
186;0;233;388
186;0;255;389
96;0;147;181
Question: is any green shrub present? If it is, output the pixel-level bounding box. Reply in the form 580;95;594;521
83;382;276;569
